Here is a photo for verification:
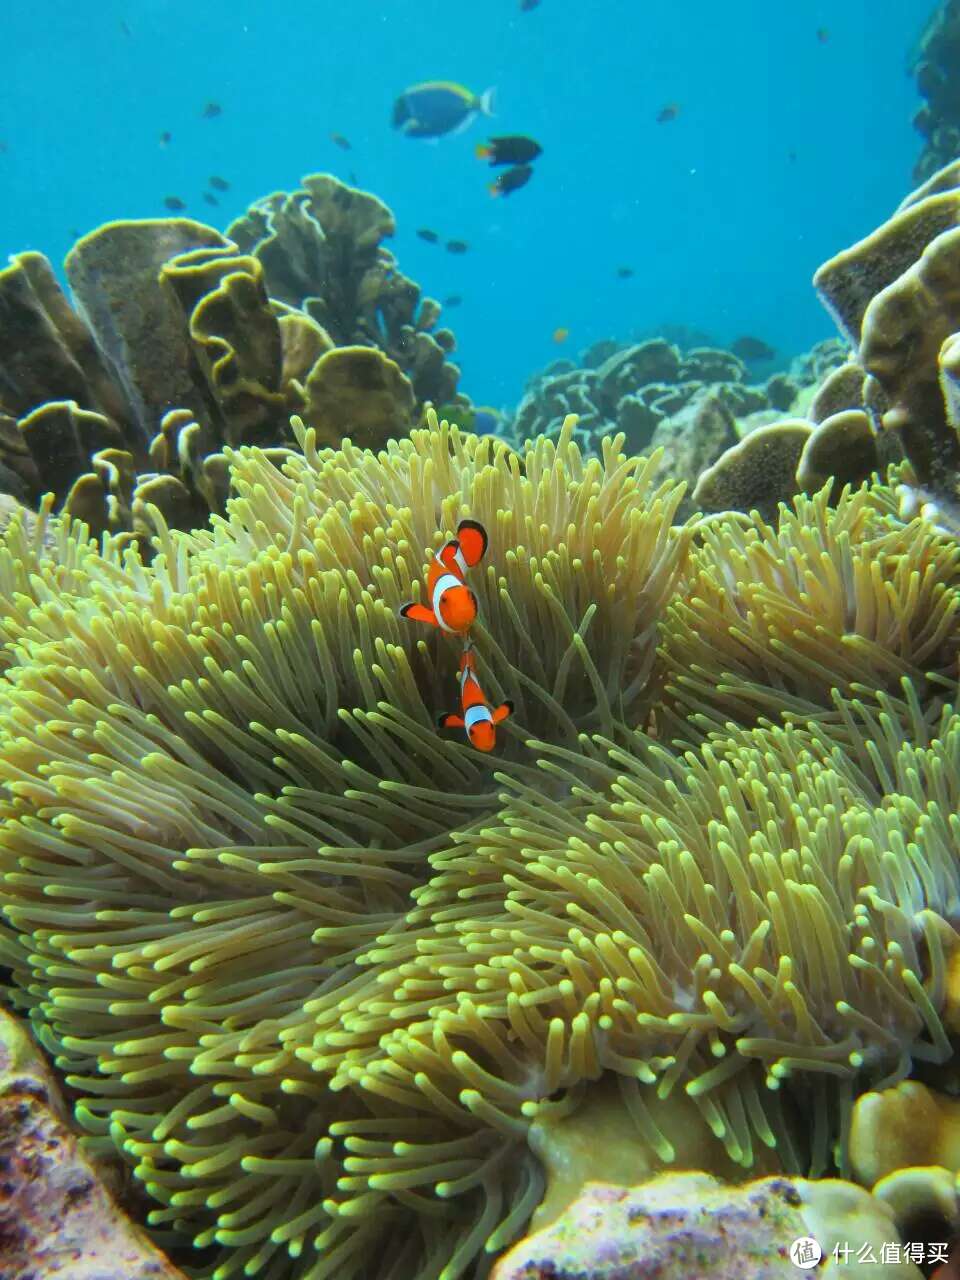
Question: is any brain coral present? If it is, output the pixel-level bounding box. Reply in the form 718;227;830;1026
1;416;959;1278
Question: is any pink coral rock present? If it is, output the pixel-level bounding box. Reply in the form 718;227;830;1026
0;1007;187;1280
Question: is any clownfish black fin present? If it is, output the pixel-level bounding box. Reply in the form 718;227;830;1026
493;701;513;723
456;519;488;567
399;602;440;627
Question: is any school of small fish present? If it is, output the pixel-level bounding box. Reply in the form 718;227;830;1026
398;519;512;752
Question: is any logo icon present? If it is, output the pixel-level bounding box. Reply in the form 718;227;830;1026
789;1237;822;1269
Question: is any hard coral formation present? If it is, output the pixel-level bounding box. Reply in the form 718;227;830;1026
227;173;465;413
2;411;960;1277
491;1175;924;1280
0;176;464;542
0;1007;189;1280
911;1;960;183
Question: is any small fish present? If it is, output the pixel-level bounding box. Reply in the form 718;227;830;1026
119;19;132;36
489;164;534;198
417;228;440;244
0;141;7;155
444;294;462;307
446;239;469;254
520;0;541;8
392;81;496;140
816;27;829;43
475;135;542;166
203;193;220;207
616;266;634;279
159;131;172;147
209;175;230;191
656;103;680;124
163;196;187;211
202;101;223;119
553;327;569;344
69;228;81;240
330;132;352;151
730;335;776;362
399;519;488;635
787;149;798;163
439;640;513;752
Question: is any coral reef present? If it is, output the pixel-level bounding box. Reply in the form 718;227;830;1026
491;1175;924;1279
227;173;465;413
0;1006;189;1279
910;1;960;183
0;177;464;543
1;408;960;1278
693;160;960;520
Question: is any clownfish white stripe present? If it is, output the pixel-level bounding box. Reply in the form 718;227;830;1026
432;572;464;633
464;703;493;729
452;545;469;577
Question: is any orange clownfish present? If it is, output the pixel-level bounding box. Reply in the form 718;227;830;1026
399;518;488;635
439;641;512;751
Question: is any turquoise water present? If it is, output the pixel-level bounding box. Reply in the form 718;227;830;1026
1;0;926;408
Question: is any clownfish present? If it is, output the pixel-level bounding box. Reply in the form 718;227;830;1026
399;519;488;635
439;640;512;751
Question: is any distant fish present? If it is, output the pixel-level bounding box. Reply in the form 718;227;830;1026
446;239;469;254
0;141;8;155
119;19;132;36
787;149;798;163
417;228;440;244
202;101;223;119
475;134;542;166
816;27;829;43
209;175;230;191
330;132;352;150
616;266;634;279
444;294;463;307
69;228;81;240
656;103;680;123
392;81;496;140
163;196;187;211
159;131;172;147
520;0;541;8
203;192;220;206
489;164;534;198
730;335;776;362
553;327;569;344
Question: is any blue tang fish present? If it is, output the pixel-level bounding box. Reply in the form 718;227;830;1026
392;81;496;140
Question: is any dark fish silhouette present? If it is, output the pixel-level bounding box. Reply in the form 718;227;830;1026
444;295;463;307
446;240;469;254
159;131;172;147
203;193;220;207
730;335;776;362
476;135;542;166
119;20;132;36
330;132;352;151
164;196;187;211
520;0;541;9
202;102;223;119
489;164;533;198
656;103;680;124
417;228;440;244
209;175;230;192
816;27;829;43
616;266;634;279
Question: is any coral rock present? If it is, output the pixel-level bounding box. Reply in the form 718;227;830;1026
303;344;416;446
0;1007;187;1280
491;1174;923;1279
